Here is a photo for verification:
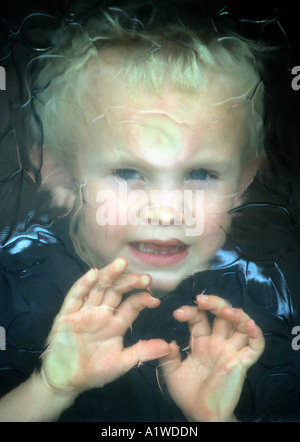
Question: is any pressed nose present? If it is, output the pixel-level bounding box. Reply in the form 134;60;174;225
145;201;184;226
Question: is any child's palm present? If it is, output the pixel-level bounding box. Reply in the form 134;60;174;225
41;260;170;395
160;295;265;422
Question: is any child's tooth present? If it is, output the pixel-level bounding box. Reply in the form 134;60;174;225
137;242;181;254
138;242;154;252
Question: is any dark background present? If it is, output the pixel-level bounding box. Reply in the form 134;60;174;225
0;0;300;312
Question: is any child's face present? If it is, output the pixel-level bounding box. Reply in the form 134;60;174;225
76;50;258;293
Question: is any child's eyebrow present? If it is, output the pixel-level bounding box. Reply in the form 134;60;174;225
97;152;235;175
184;159;234;174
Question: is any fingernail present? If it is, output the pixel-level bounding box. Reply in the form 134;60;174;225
115;258;126;271
225;299;233;309
86;268;98;282
198;292;208;300
140;274;151;285
147;298;160;308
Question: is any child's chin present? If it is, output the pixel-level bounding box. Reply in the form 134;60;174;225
149;276;183;296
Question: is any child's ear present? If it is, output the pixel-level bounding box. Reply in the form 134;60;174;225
39;145;76;210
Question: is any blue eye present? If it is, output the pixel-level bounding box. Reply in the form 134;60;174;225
114;169;143;181
187;169;216;181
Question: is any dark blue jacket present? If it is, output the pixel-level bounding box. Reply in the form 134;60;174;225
0;223;300;421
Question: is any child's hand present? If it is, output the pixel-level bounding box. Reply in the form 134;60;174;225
159;295;265;422
40;258;170;398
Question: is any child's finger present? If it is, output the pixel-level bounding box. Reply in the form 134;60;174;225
115;291;160;333
86;272;151;308
196;294;232;316
219;306;251;335
196;294;250;339
173;305;211;338
83;258;133;307
244;318;265;352
211;316;236;339
236;319;265;369
59;268;99;315
195;295;254;345
219;307;265;355
99;273;152;308
121;339;171;371
158;341;182;372
224;329;250;351
97;257;128;285
159;341;181;364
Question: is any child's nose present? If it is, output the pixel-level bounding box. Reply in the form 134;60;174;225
144;204;184;226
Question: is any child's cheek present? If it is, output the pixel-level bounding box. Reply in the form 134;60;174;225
199;197;233;249
83;203;129;262
203;190;238;228
91;187;124;227
194;204;231;265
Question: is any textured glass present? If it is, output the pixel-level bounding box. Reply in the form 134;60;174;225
0;0;299;422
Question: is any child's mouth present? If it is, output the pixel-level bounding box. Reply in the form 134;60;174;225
129;239;189;266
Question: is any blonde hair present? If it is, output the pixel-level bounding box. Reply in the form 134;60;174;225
31;3;268;267
33;5;266;173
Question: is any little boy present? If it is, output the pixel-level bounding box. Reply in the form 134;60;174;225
0;1;299;422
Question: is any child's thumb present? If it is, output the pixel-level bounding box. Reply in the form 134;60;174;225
158;341;182;374
123;339;171;370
